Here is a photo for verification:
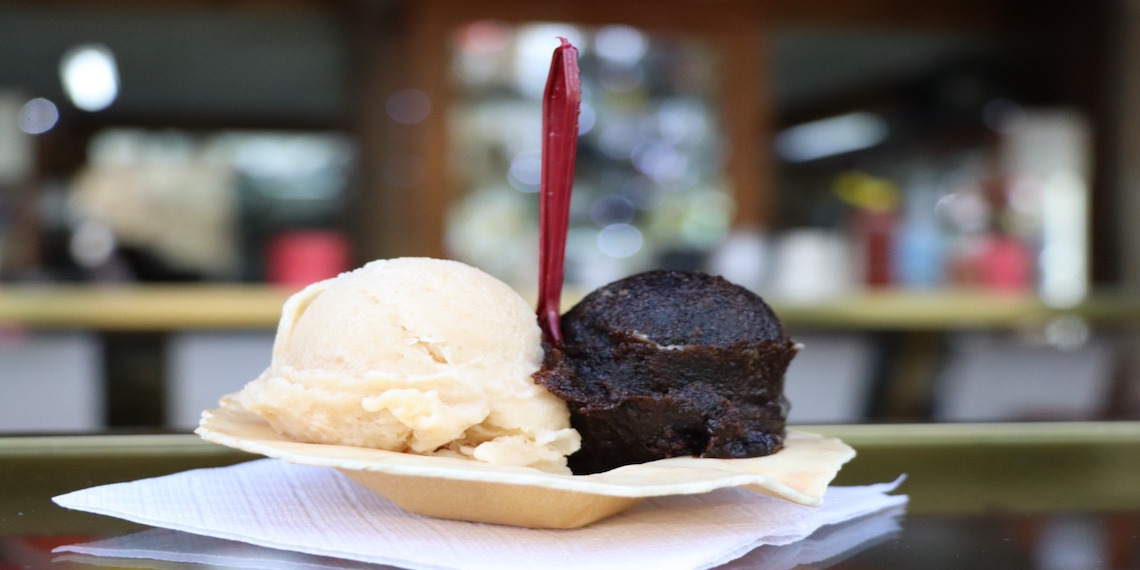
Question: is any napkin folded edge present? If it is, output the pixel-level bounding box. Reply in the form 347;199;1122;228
700;478;907;569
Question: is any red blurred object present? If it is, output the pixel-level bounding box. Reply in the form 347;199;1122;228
266;230;352;288
856;209;897;288
949;233;1033;292
979;234;1032;292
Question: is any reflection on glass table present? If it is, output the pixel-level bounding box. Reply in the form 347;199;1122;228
9;508;1138;570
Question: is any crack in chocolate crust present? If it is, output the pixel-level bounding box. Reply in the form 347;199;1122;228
534;270;797;475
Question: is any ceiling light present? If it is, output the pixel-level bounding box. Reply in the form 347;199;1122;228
60;44;120;112
775;112;888;162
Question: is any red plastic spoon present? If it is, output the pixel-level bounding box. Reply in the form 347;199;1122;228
537;38;581;347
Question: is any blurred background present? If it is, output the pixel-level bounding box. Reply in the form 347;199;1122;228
0;0;1138;432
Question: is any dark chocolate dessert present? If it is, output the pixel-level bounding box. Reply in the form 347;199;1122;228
534;270;797;475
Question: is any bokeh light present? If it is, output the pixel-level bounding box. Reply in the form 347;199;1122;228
17;97;59;134
386;89;432;124
597;223;643;258
589;195;636;225
455;19;513;54
69;221;116;268
507;149;542;192
594;26;648;64
60;44;119;112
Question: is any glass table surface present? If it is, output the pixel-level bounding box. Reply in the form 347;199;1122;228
3;422;1138;569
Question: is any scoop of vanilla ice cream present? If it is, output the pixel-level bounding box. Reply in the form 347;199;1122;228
237;257;581;473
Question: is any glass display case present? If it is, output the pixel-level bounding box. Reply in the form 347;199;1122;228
446;22;730;291
0;0;1135;433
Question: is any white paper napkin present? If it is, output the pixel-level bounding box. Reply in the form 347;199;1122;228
53;459;906;570
54;507;903;570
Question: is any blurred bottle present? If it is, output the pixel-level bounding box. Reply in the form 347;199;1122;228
834;171;899;289
943;175;1033;293
977;234;1032;291
893;174;945;288
999;109;1090;306
770;229;854;302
